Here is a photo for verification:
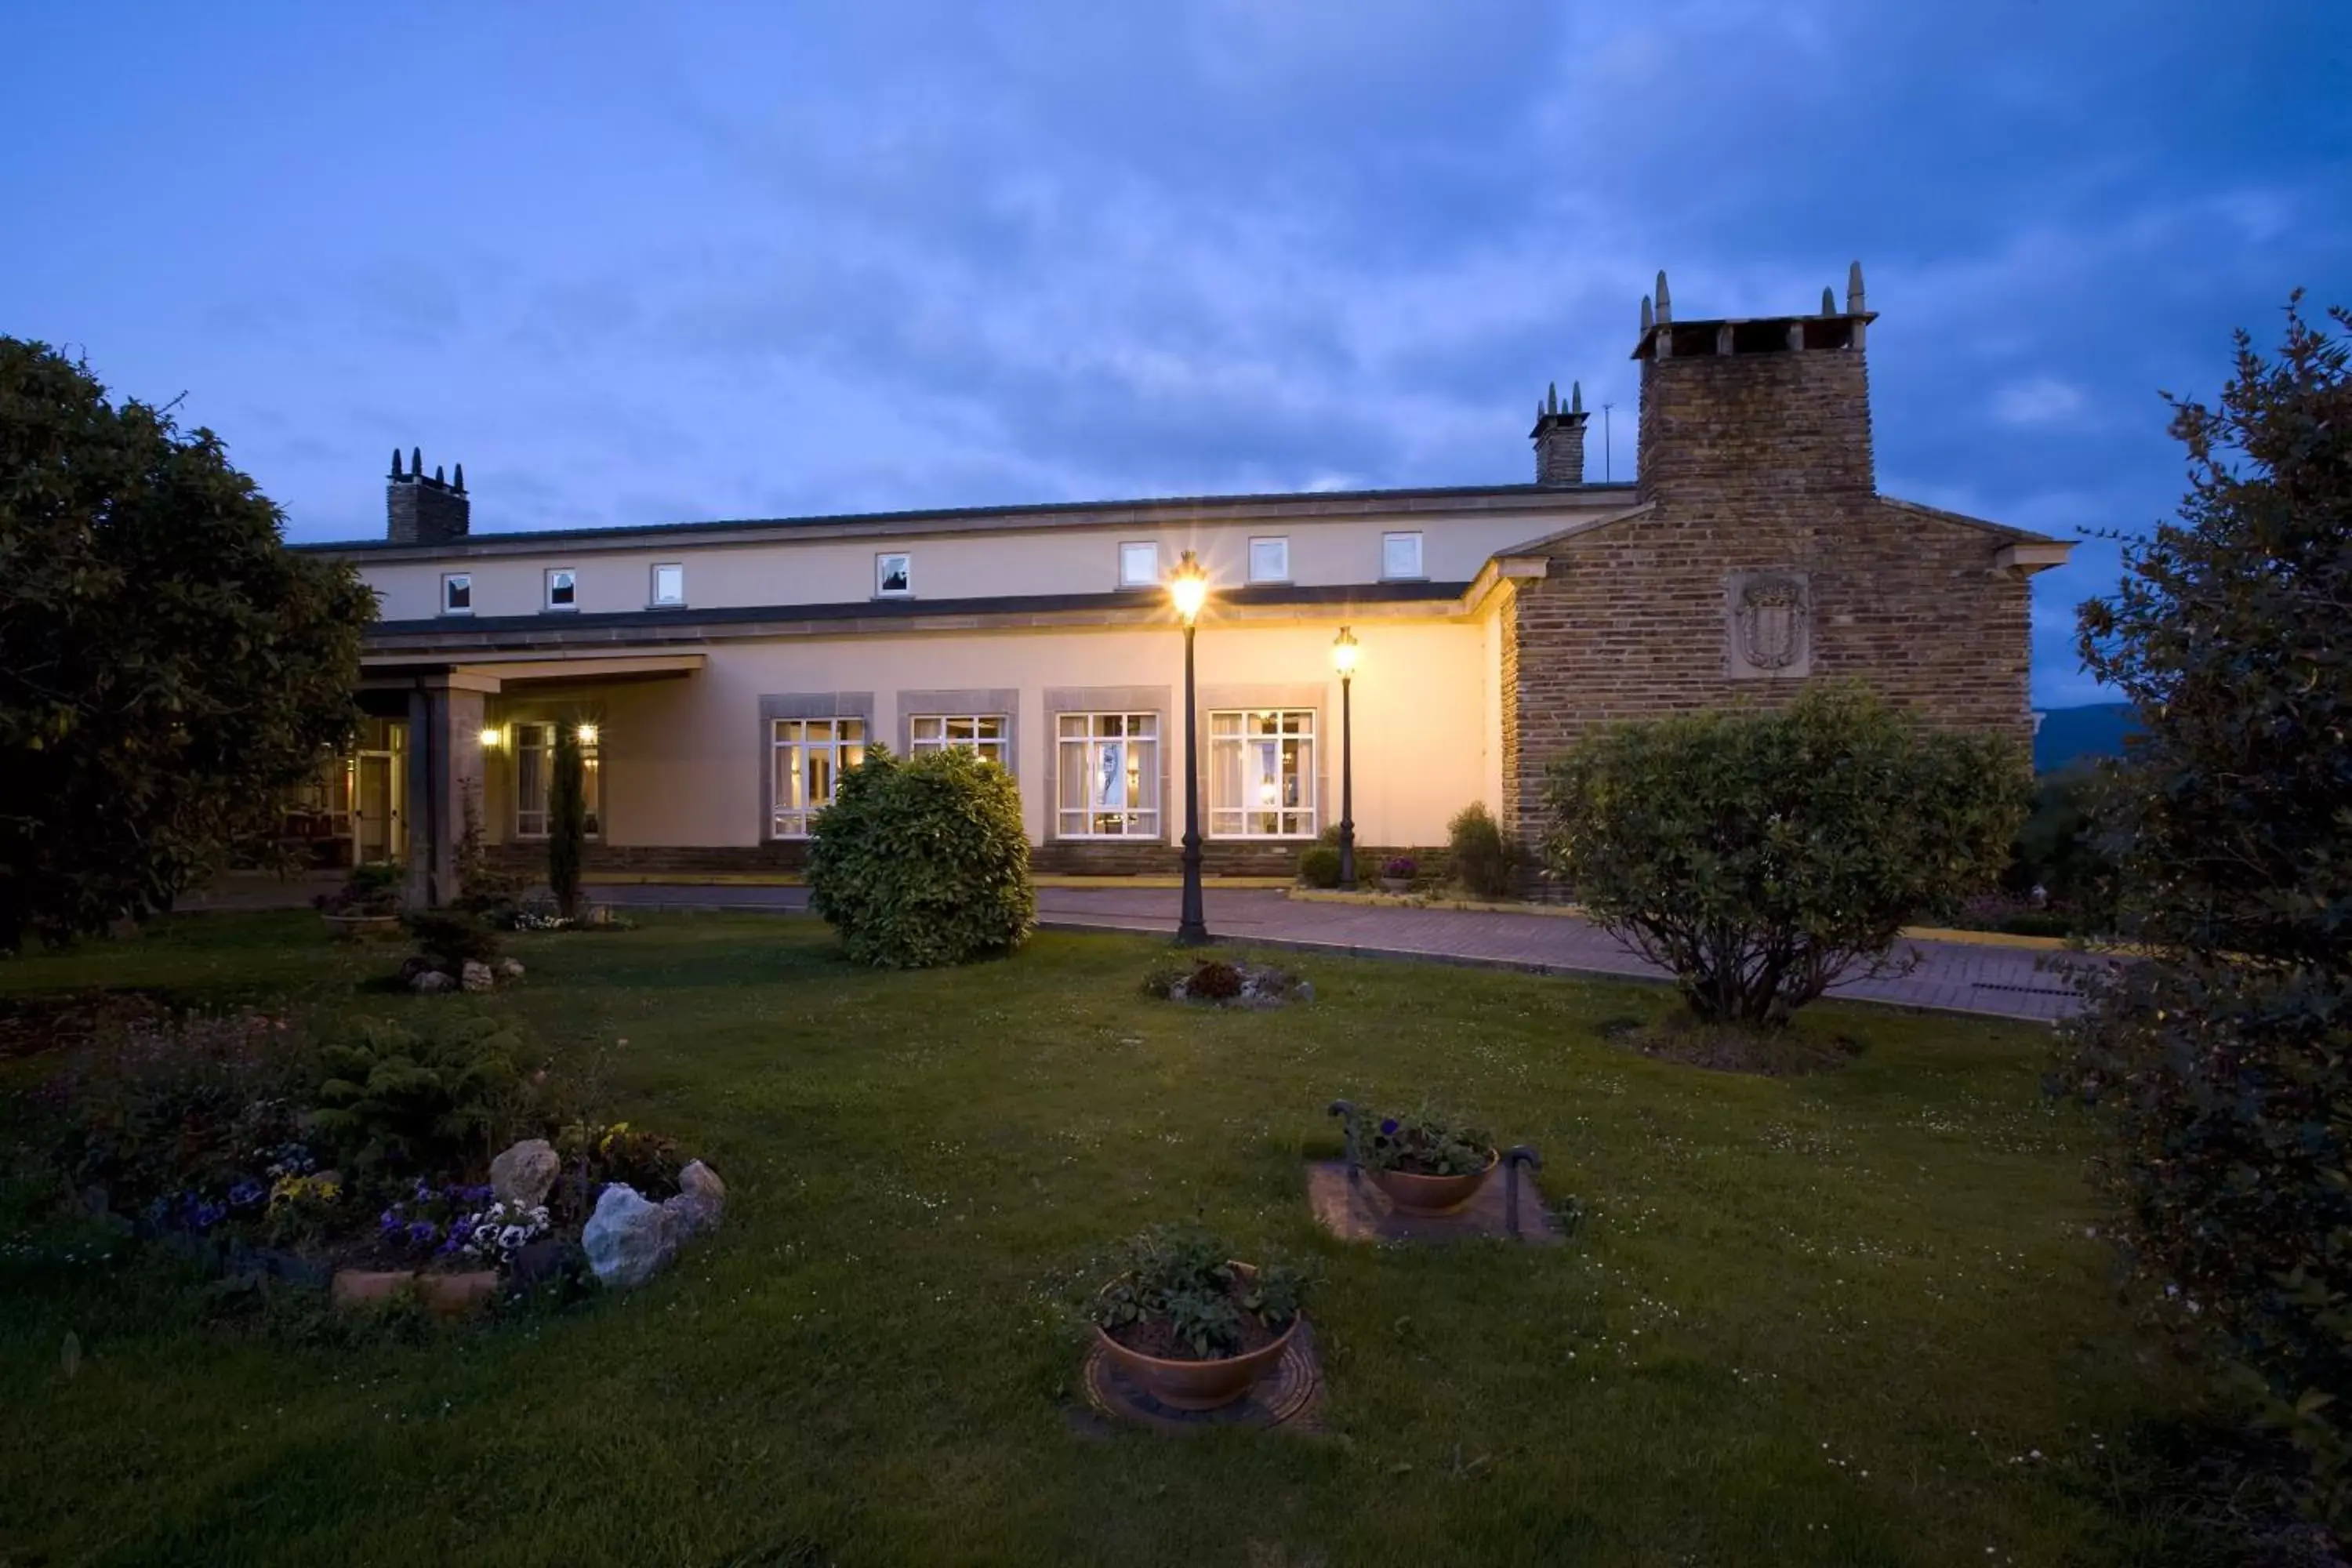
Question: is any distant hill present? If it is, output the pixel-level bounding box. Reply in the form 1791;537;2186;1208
2034;702;2142;773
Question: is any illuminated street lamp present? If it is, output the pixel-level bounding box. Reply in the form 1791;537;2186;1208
1170;550;1211;946
1331;626;1359;889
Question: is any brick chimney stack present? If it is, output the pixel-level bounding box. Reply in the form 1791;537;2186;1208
1531;380;1588;486
387;446;470;545
1632;263;1878;510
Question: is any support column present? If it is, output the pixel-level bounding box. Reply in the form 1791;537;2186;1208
403;674;492;909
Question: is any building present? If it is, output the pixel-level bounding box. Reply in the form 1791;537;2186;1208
301;265;2071;905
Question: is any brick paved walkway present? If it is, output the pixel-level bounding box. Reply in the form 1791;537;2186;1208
593;883;2101;1023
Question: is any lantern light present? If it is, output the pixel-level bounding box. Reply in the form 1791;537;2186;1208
1168;550;1210;624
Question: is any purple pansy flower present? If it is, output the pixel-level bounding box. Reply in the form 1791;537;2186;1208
1380;1118;1399;1135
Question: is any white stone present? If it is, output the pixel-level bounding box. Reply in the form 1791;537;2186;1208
583;1185;678;1288
490;1138;559;1209
495;958;524;980
460;960;494;993
662;1160;727;1239
411;969;456;993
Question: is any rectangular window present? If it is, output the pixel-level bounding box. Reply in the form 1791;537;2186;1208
545;568;577;612
771;717;867;837
875;552;913;597
441;572;472;614
909;713;1011;771
1382;531;1425;580
652;563;684;607
1118;541;1160;588
1055;712;1160;838
514;722;601;839
1248;536;1290;583
1208;709;1316;837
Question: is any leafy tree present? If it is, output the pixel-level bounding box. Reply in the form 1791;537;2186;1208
0;339;372;947
548;724;586;919
807;744;1034;967
1544;681;2028;1028
2063;296;2352;1529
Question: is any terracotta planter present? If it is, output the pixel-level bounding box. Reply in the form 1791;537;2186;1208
322;913;400;939
1367;1150;1497;1215
1095;1263;1301;1411
331;1266;499;1318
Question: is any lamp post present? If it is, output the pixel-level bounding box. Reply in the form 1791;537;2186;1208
1170;550;1211;946
1331;626;1359;889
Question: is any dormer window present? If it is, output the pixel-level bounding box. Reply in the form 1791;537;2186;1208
652;563;684;607
441;572;472;615
545;568;577;612
1249;536;1290;584
1119;542;1160;588
875;552;913;597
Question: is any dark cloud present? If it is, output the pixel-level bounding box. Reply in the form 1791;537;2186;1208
2;0;2346;702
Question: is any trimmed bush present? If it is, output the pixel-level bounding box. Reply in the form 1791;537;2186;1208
1544;681;2027;1028
1295;844;1342;888
1447;801;1515;898
807;745;1035;967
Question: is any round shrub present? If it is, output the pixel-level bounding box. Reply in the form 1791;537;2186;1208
806;746;1035;967
1295;844;1341;887
1544;681;2027;1028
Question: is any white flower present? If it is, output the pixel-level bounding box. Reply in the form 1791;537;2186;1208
499;1225;528;1250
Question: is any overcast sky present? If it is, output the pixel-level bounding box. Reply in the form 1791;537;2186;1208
5;2;2344;704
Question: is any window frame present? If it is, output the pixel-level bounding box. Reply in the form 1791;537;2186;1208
1206;707;1318;840
544;568;578;612
907;713;1012;771
1247;535;1290;584
1054;710;1162;840
441;572;473;615
511;721;601;840
874;551;913;598
1381;531;1425;582
769;716;868;839
650;562;685;608
1118;541;1160;589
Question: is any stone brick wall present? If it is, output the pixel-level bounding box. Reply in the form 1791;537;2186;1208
1504;331;2033;848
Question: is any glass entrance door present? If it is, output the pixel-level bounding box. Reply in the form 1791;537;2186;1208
354;752;403;864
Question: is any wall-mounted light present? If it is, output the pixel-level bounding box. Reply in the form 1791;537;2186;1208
477;726;502;749
575;723;600;746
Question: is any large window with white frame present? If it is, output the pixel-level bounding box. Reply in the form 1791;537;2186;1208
514;722;601;839
909;713;1011;770
1055;712;1160;837
771;717;866;838
1248;536;1290;583
1208;708;1316;838
1118;541;1160;588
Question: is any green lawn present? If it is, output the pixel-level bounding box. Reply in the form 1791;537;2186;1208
1;913;2199;1566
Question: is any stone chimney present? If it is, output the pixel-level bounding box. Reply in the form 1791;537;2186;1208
387;447;470;545
1632;263;1877;509
1530;380;1588;486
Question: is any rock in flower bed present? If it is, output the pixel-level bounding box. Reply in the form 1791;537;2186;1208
397;910;525;994
1142;957;1314;1008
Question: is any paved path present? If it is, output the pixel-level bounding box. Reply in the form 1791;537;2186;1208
593;882;2101;1023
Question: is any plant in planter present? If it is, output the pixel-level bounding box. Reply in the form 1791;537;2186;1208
318;861;404;934
1087;1224;1308;1410
1363;1105;1497;1214
1380;855;1418;893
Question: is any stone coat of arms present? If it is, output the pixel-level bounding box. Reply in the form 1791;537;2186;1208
1726;570;1813;678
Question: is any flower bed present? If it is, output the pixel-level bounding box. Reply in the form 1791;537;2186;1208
1141;957;1313;1008
34;1007;720;1318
